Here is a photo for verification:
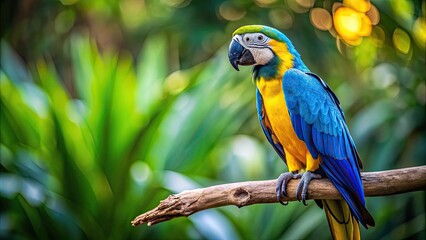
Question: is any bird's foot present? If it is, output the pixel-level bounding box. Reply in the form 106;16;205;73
276;171;302;205
296;171;322;206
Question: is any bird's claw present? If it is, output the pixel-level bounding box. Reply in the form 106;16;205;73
276;171;301;205
295;171;322;205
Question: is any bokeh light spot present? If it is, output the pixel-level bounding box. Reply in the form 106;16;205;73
288;0;310;13
332;2;343;13
371;63;397;89
119;0;147;30
296;0;315;9
54;9;75;34
333;5;375;46
331;1;378;46
366;4;380;25
371;26;386;47
359;14;372;36
393;28;411;54
310;8;333;31
130;161;151;184
334;7;363;41
344;36;363;46
219;1;246;21
164;71;190;95
412;17;426;50
336;37;346;55
343;0;371;13
269;9;293;29
255;0;276;7
416;82;426;106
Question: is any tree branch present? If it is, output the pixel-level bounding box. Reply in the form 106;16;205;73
131;166;426;226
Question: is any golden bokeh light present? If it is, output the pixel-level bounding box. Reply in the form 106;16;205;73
334;7;364;41
343;0;371;13
310;8;333;31
342;35;363;46
359;14;373;36
393;28;411;54
329;0;380;46
412;17;426;50
332;0;379;46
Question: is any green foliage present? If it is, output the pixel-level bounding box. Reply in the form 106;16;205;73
1;0;425;239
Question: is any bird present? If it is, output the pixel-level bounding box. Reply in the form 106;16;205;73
228;25;375;239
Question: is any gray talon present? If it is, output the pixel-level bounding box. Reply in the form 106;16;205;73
295;171;322;205
276;171;301;205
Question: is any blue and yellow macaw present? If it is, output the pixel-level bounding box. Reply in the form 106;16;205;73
228;25;375;239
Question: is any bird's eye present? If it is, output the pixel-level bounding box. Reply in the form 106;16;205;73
245;37;250;42
258;35;263;41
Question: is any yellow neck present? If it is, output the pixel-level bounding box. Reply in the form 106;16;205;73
256;77;282;97
268;39;294;77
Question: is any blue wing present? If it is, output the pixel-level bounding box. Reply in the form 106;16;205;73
282;69;374;228
256;88;286;163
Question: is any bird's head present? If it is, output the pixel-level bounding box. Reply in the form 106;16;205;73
228;25;306;79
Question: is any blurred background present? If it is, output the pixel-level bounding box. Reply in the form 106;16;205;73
1;0;425;239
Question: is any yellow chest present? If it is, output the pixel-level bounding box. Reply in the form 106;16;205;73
256;77;308;163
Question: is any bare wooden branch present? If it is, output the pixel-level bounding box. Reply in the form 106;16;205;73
131;166;426;227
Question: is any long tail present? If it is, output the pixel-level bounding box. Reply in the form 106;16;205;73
323;200;360;240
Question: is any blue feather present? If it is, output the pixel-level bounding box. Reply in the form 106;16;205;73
282;68;372;228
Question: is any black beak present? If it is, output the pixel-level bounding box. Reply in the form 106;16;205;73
228;39;256;71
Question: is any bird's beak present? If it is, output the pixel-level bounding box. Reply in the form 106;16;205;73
228;39;255;71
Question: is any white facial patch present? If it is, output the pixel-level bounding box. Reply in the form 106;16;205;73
250;48;274;66
234;34;275;66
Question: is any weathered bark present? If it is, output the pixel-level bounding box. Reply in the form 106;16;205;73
131;166;426;226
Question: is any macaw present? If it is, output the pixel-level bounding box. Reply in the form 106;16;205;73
228;25;375;239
